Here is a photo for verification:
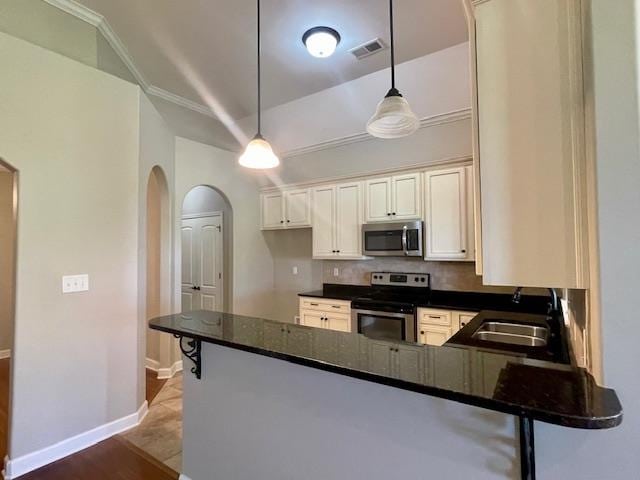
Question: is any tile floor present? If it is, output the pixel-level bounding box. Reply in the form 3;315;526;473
121;372;183;472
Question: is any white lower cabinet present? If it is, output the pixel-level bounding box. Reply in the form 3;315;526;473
299;297;352;333
312;182;365;259
417;308;477;346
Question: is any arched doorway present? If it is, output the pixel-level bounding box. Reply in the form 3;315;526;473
181;185;233;313
144;166;176;383
0;158;17;467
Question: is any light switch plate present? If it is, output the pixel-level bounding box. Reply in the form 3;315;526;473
62;274;89;293
292;266;298;275
333;267;340;277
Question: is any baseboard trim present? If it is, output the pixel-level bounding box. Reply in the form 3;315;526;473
145;357;160;372
0;350;11;360
2;401;148;480
157;360;183;379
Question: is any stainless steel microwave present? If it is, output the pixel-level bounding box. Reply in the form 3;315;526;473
362;221;423;257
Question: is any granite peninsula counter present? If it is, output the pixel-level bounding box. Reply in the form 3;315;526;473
150;310;622;480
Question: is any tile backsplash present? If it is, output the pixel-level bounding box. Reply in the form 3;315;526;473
322;258;517;294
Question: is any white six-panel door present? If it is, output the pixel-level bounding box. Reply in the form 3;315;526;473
181;215;223;312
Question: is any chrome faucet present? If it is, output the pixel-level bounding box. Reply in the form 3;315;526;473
512;287;559;313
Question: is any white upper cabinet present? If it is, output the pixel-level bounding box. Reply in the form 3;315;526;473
261;192;284;229
335;182;363;257
312;182;365;260
365;177;392;222
466;0;589;288
365;173;422;223
392;173;422;220
261;189;311;230
284;189;311;228
311;186;335;257
424;166;474;261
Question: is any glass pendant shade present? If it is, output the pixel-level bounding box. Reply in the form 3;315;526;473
239;135;280;169
366;91;420;139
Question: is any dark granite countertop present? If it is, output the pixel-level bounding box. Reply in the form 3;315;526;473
299;284;552;314
150;310;622;430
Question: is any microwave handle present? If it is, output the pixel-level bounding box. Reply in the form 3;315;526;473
402;226;408;256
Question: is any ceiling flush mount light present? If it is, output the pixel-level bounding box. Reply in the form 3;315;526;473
302;26;341;58
239;0;280;169
366;0;419;139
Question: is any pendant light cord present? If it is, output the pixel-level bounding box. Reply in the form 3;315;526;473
257;0;262;136
389;0;395;90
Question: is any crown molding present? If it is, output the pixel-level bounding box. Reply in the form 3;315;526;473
281;108;472;159
147;86;217;119
43;0;216;116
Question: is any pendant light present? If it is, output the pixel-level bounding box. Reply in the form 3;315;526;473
366;0;419;139
239;0;280;169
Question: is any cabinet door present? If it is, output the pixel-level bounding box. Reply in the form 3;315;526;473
300;310;325;329
326;313;351;333
261;193;284;229
335;182;363;258
454;311;477;331
419;324;453;347
396;344;423;383
474;0;587;287
365;177;392;222
312;186;336;258
424;168;468;260
464;166;476;261
392;173;422;220
367;341;395;377
285;189;311;228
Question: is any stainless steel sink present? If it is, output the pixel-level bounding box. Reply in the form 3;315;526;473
472;322;549;347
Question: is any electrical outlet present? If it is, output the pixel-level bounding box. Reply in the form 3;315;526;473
62;274;89;293
333;267;340;277
292;266;298;275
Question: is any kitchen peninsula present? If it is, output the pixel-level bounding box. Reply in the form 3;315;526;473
149;311;622;480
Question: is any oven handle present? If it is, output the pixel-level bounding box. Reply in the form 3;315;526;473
402;225;408;256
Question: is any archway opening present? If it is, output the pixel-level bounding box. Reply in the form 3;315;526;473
0;158;17;466
180;185;233;313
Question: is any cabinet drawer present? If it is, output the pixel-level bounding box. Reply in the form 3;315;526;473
417;308;453;327
299;297;351;314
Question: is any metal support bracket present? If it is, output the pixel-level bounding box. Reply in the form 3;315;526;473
174;335;202;379
519;416;536;480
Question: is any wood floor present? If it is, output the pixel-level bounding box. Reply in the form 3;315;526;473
146;368;168;404
18;437;178;480
0;364;179;480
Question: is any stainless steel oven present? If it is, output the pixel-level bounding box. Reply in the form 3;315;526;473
362;221;423;257
350;272;431;343
351;306;416;343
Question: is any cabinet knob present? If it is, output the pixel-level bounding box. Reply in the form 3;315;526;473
461;249;466;253
392;212;396;216
280;220;284;224
287;220;291;223
387;213;392;216
421;331;425;335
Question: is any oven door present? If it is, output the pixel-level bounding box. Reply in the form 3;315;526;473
351;309;416;342
362;221;423;257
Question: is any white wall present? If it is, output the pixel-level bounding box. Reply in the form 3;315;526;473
138;94;177;395
0;31;141;464
175;138;275;318
239;42;471;156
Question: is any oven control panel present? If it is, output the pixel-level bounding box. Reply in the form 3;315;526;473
370;272;431;288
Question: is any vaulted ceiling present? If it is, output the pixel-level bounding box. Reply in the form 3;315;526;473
73;0;468;121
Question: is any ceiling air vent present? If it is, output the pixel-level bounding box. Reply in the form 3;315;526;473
349;38;387;60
